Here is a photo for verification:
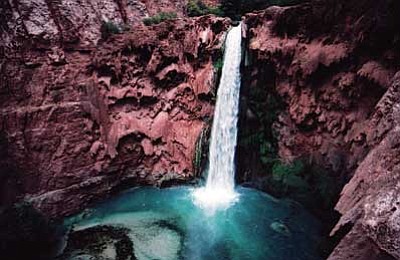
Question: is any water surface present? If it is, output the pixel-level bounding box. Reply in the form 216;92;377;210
62;186;322;260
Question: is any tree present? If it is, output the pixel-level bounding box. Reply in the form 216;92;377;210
220;0;242;20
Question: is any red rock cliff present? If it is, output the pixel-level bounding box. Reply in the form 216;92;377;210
0;0;230;217
2;0;400;258
243;0;400;259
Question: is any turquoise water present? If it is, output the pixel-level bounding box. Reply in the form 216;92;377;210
62;186;322;260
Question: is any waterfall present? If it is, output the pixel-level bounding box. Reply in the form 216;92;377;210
193;23;242;212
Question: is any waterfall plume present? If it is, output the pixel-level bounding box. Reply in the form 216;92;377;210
193;23;242;213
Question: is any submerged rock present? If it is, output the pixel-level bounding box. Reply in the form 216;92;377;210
61;211;185;260
270;221;291;237
60;225;135;260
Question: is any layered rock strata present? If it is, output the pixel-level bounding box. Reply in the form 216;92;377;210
1;0;229;217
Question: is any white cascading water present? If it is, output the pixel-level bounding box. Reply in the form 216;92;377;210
193;23;242;212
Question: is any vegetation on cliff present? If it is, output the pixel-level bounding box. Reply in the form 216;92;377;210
187;0;223;17
143;12;178;26
237;59;340;220
269;160;339;210
100;21;130;39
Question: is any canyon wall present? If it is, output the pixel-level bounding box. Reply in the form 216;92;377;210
241;0;400;259
0;0;229;217
2;0;400;259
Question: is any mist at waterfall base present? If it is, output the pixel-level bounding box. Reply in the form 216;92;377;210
60;25;322;260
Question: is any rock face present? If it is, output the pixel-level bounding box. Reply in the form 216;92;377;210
0;0;229;217
330;73;400;259
1;0;196;47
2;0;400;258
242;0;400;259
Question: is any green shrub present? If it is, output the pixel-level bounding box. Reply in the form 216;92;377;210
100;21;122;39
265;159;339;210
143;12;177;26
272;160;308;193
187;0;223;17
187;0;205;16
213;57;224;71
208;6;224;16
259;138;278;165
220;0;242;20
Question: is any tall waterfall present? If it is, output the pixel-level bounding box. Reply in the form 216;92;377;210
193;23;242;212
